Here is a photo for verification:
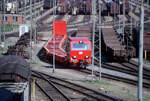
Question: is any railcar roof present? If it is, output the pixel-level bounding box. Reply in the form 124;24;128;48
0;55;31;82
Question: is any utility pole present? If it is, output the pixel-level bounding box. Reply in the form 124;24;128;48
24;0;27;23
34;0;37;43
2;0;5;49
98;0;102;80
16;0;18;13
52;0;56;73
122;0;125;44
0;0;2;43
30;0;33;61
130;2;133;40
138;0;144;100
119;0;121;35
91;0;96;79
147;0;149;6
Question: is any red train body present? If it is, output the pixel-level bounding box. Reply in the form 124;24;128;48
43;21;92;67
43;21;67;62
68;37;92;65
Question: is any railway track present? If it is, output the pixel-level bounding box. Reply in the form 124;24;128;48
102;62;150;81
129;0;150;10
79;68;150;88
67;15;78;24
18;0;43;13
32;70;122;101
37;7;56;24
90;59;150;88
32;71;72;101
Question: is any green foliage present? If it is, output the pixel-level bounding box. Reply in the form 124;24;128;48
1;24;19;32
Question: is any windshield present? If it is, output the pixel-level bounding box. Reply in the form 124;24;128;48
72;43;89;50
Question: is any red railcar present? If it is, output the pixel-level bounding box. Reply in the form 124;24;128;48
43;21;68;62
67;37;92;66
44;21;92;67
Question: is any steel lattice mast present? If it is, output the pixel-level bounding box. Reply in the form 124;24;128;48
91;0;96;79
98;0;102;80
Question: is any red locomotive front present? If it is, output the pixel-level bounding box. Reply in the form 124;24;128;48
68;37;92;66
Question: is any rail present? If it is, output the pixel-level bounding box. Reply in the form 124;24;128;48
32;71;72;101
32;70;123;101
93;59;150;88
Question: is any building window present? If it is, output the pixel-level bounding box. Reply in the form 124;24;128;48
12;16;18;22
3;16;8;22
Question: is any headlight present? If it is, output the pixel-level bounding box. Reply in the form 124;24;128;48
85;56;89;59
73;56;76;59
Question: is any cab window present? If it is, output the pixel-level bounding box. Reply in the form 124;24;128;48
72;43;89;50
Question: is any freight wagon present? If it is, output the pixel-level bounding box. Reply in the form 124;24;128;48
0;55;31;101
133;23;150;58
102;26;136;59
